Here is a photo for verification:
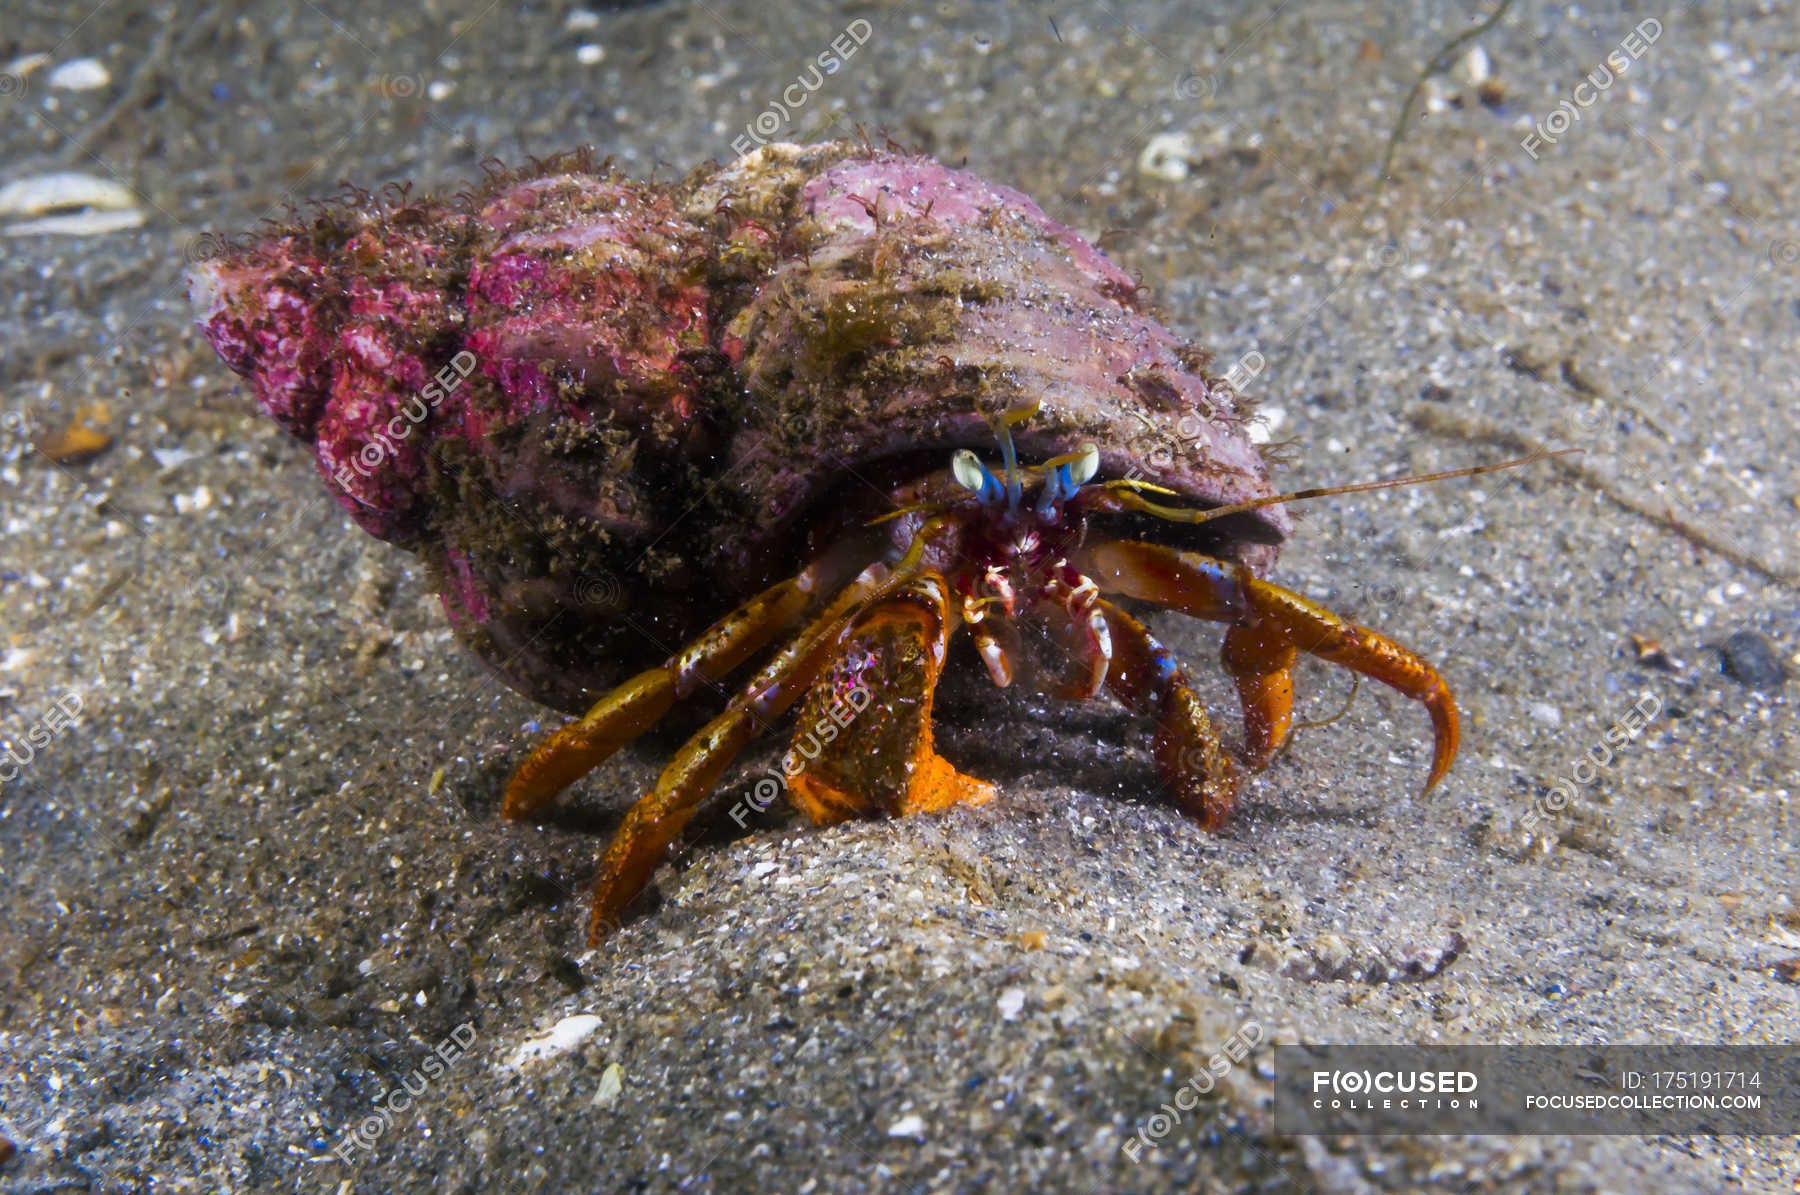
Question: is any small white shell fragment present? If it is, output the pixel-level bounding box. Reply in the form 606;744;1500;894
887;1113;926;1139
173;484;214;514
997;987;1025;1021
0;172;140;217
4;209;145;236
3;52;52;79
1137;132;1194;182
0;172;145;237
592;1061;625;1106
48;57;111;91
1528;702;1562;727
506;1013;604;1068
1423;76;1452;114
1455;46;1491;87
576;43;606;66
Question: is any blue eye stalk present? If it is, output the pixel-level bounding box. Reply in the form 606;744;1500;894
951;448;1006;506
1036;451;1101;514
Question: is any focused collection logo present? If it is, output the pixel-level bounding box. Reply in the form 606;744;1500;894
1310;1068;1481;1110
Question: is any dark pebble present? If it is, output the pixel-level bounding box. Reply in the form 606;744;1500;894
1718;630;1787;689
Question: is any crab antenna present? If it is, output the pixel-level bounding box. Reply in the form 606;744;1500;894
1102;449;1580;525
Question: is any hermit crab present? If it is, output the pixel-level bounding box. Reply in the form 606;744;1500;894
191;140;1548;942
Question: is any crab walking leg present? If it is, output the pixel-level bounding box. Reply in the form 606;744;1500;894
585;521;952;941
1220;622;1299;770
502;565;826;819
584;572;884;939
787;574;997;825
1096;600;1239;829
1078;540;1460;790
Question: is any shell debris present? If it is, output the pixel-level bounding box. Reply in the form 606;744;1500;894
592;1062;625;1106
0;172;145;237
36;403;115;464
887;1113;927;1139
1137;132;1195;182
47;57;112;91
505;1013;605;1069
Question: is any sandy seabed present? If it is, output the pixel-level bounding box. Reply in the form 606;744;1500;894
1;1;1795;1190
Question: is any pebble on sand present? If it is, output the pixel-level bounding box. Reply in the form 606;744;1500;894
1717;630;1787;690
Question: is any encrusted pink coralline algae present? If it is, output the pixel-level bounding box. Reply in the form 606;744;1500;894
191;142;1284;712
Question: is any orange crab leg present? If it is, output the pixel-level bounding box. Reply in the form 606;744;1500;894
502;565;826;819
1097;599;1239;829
787;573;996;824
1077;539;1459;790
1220;622;1299;770
584;570;884;940
585;520;951;941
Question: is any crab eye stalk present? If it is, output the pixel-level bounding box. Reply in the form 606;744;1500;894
1034;441;1102;515
1036;465;1068;515
952;448;1004;505
984;400;1041;514
1069;442;1100;486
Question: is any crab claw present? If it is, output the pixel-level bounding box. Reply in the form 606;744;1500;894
786;573;997;823
1076;539;1460;792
